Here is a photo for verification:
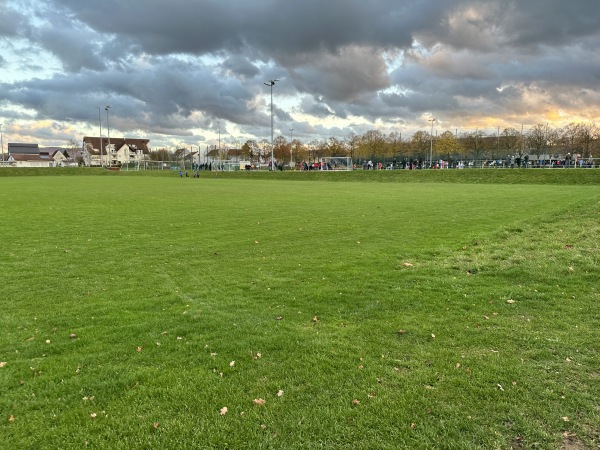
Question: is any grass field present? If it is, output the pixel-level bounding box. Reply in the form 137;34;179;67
1;171;599;449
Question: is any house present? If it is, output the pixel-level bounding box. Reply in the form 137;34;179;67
206;148;220;163
7;153;55;167
7;143;56;167
204;148;242;163
39;147;75;166
82;137;151;166
227;148;242;162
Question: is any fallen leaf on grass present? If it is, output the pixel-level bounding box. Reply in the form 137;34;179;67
506;299;515;304
153;422;160;429
410;423;415;430
9;415;15;423
455;362;461;369
313;315;319;322
277;390;284;397
0;362;6;368
219;407;228;415
403;262;413;267
397;329;407;335
136;346;142;352
253;398;266;406
69;333;78;339
90;413;97;419
352;399;360;406
229;361;235;367
260;424;267;430
562;416;570;422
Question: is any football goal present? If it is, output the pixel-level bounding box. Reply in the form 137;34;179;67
319;156;353;171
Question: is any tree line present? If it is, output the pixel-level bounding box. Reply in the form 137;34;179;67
149;121;598;164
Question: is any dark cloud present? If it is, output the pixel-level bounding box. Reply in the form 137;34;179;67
0;5;28;37
221;56;260;79
1;0;599;146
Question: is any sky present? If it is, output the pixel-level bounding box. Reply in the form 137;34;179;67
1;0;599;151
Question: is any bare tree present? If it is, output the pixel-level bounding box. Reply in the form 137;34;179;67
500;128;521;155
578;122;598;157
345;133;360;161
527;124;547;155
562;122;581;153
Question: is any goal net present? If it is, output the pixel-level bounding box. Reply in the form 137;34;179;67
319;156;353;171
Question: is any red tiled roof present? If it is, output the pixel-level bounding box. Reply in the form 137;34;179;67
82;137;150;153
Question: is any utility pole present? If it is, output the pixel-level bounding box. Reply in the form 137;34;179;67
289;128;293;166
105;105;111;167
429;118;436;168
264;79;279;170
96;107;103;167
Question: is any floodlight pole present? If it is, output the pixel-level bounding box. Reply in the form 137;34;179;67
429;118;436;168
264;79;278;170
289;128;293;166
105;105;111;167
96;107;103;167
0;123;3;163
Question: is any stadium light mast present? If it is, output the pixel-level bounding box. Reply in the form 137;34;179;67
0;123;4;163
264;79;278;170
105;105;111;167
429;118;436;168
96;107;103;167
289;128;293;166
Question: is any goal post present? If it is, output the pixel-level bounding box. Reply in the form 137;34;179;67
319;156;353;171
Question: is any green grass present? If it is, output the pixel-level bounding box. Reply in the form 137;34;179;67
0;174;599;449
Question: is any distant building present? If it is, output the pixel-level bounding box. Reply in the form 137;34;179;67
8;143;40;155
7;153;56;167
3;143;79;167
39;147;75;166
82;137;150;167
6;143;54;167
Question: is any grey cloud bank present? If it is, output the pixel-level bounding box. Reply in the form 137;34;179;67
0;0;599;147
